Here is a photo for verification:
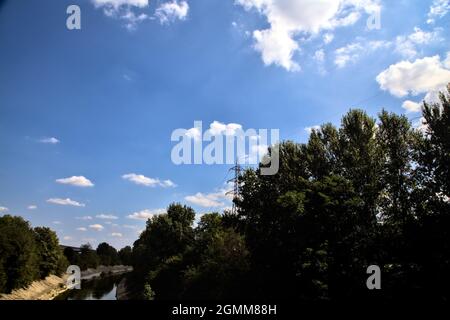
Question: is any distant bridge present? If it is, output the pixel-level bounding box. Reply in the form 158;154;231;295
60;245;82;253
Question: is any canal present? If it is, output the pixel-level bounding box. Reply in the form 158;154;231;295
55;274;124;300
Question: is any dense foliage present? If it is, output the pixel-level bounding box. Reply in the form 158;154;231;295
0;216;126;293
129;86;450;301
0;216;67;293
1;86;449;300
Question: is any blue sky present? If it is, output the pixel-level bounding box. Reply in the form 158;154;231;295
1;0;449;249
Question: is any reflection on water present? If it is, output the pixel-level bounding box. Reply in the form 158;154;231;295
56;274;123;300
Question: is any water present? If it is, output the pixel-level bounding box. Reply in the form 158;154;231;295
56;274;124;300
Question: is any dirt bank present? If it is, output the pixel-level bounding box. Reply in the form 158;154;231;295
0;274;69;300
0;265;133;300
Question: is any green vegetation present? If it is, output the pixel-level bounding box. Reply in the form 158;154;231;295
0;216;67;293
129;86;450;301
1;86;449;300
0;216;126;294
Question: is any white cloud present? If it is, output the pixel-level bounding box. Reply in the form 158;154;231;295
63;236;73;241
27;205;37;210
376;54;450;98
120;11;149;30
155;1;189;24
185;127;202;141
89;224;104;231
53;221;62;225
185;185;233;208
185;192;224;207
445;52;450;69
92;0;148;8
427;0;450;24
253;27;300;71
96;214;119;220
56;176;94;187
402;100;422;113
208;121;243;136
47;198;85;207
335;40;390;68
305;125;321;134
127;209;166;220
76;216;93;220
39;137;60;144
394;27;441;59
92;0;149;29
122;173;176;188
111;232;123;237
0;206;8;212
236;0;381;71
323;33;334;44
77;227;87;231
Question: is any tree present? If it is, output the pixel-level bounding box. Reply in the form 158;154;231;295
182;213;250;299
34;227;67;278
78;244;100;271
63;247;79;266
96;242;120;266
118;246;133;266
0;215;38;293
132;203;195;299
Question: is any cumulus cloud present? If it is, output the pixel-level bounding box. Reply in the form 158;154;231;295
39;137;60;144
0;206;8;212
402;100;423;113
96;214;118;220
77;227;87;231
89;224;104;231
185;185;233;208
56;176;94;187
236;0;381;71
185;192;224;207
208;121;243;136
155;1;189;24
27;205;37;210
184;121;246;141
63;236;73;241
377;53;450;114
253;27;300;71
376;54;450;98
111;232;123;237
427;0;450;24
47;198;85;207
444;52;450;69
127;209;166;220
122;173;176;188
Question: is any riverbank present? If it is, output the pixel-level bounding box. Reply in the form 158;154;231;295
0;265;133;300
81;265;133;281
0;275;68;300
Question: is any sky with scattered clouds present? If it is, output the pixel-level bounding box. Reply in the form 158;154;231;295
0;0;449;249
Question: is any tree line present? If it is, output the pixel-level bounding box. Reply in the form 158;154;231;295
128;86;450;301
0;215;130;294
1;86;449;300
